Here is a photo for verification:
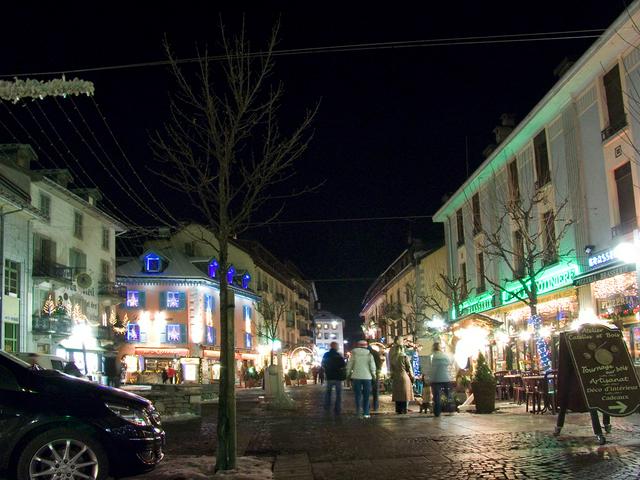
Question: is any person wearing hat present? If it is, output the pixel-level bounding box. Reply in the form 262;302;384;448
389;337;414;414
346;339;377;418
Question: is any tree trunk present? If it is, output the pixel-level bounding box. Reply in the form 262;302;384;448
216;244;237;471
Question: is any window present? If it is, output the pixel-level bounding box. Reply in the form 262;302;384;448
472;194;481;234
73;211;83;239
126;323;140;342
614;162;637;232
206;326;216;345
165;324;185;343
102;227;110;251
330;333;337;340
508;159;519;202
244;333;252;349
476;252;485;293
164;291;185;310
69;248;87;274
513;230;525;278
533;130;551;188
204;294;214;312
3;322;18;352
39;193;51;221
4;260;20;297
317;333;323;339
456;209;464;246
542;211;557;265
184;242;194;256
126;290;145;309
34;235;56;265
603;64;626;133
244;305;252;332
324;333;329;339
100;260;110;283
145;254;161;273
324;324;329;329
461;262;468;299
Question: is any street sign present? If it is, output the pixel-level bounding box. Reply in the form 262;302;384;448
564;324;640;417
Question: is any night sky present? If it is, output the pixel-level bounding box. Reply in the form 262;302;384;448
0;2;629;340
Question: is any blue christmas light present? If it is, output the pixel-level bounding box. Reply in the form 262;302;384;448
531;314;552;372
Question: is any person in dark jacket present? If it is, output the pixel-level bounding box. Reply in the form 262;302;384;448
367;341;383;411
321;342;346;414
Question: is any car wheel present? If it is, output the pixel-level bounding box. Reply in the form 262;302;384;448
16;428;109;480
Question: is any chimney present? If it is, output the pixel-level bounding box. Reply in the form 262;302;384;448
0;143;37;170
72;188;102;206
553;57;575;78
39;169;74;188
493;113;515;145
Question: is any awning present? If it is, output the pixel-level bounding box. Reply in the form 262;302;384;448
573;262;635;287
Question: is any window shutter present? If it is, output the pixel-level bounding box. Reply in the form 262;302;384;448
139;292;146;309
159;292;166;310
180;324;187;342
179;292;187;310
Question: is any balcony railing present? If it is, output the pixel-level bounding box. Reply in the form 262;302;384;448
601;116;628;142
32;316;73;336
33;261;73;282
98;282;127;299
611;217;637;238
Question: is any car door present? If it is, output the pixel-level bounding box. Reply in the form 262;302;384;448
0;363;26;468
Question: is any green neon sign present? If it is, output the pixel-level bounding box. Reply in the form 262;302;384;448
500;262;579;305
453;291;495;320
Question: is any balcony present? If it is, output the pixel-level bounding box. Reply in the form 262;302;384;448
32;316;72;336
33;261;73;283
611;217;637;238
601;116;627;142
98;282;127;300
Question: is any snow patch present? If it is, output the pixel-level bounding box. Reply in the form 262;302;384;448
136;455;273;479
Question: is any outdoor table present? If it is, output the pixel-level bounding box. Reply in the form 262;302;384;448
522;375;550;414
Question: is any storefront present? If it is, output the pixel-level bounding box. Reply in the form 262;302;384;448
121;347;189;384
575;260;640;366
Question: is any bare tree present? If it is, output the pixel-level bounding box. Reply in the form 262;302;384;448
477;184;574;319
255;297;287;365
152;22;317;471
422;272;468;322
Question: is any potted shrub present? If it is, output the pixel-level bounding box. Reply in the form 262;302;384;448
471;353;496;414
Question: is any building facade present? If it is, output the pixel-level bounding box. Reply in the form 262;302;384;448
116;242;260;384
313;310;345;356
433;2;640;371
0;144;125;384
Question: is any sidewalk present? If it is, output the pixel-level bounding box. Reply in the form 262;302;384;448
130;384;640;479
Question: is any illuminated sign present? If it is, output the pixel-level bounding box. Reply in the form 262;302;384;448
588;249;616;269
454;291;495;319
501;263;579;305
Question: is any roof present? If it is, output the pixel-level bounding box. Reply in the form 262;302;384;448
234;239;294;288
117;246;208;280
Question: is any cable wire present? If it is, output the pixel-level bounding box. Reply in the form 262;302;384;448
0;29;606;78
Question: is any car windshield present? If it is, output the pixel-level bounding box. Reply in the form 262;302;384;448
0;350;32;368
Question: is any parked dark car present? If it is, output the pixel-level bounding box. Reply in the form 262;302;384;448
0;351;164;480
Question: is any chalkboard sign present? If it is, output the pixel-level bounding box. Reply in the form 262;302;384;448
564;324;640;416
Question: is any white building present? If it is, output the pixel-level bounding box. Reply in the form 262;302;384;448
0;144;126;381
433;1;640;369
313;311;345;356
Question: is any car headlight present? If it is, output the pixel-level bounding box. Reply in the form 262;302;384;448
106;403;151;426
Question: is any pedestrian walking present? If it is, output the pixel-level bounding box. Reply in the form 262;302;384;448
346;339;377;418
161;367;169;384
390;338;414;414
319;366;325;385
167;365;176;384
367;340;382;411
426;342;454;417
311;365;319;384
321;341;346;414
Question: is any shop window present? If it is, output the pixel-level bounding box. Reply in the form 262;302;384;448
4;259;20;297
161;291;186;310
125;290;145;309
3;322;18;352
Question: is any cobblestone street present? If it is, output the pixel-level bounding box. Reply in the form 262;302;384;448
132;384;640;479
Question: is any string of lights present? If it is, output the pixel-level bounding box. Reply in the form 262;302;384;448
0;29;606;78
22;102;68;169
88;96;181;226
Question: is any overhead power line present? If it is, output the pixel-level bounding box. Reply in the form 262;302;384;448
0;29;606;78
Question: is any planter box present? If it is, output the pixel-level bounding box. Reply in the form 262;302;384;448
471;381;495;414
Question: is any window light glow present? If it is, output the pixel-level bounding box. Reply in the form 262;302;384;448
454;326;489;369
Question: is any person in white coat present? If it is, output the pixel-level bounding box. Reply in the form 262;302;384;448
346;339;377;418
